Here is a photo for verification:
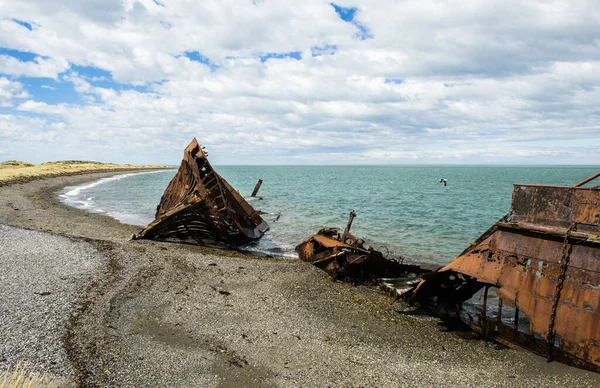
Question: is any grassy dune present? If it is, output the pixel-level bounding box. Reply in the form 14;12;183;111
0;160;173;185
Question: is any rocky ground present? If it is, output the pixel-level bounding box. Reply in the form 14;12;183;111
0;172;598;387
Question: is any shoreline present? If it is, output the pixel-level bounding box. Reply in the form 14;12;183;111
0;164;174;188
1;171;598;386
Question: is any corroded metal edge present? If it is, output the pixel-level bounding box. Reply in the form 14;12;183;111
133;138;268;247
409;172;600;371
296;211;427;281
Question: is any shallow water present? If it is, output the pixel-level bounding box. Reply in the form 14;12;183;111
58;166;599;265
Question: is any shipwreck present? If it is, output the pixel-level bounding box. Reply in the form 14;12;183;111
405;171;600;371
133;138;269;247
296;211;426;282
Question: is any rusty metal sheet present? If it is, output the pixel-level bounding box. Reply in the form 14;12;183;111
312;234;368;250
133;138;269;247
510;184;600;229
409;172;600;371
296;211;427;281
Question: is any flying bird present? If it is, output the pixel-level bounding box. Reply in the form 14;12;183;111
439;178;447;187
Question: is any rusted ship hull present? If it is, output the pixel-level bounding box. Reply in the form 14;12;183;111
296;211;425;281
408;173;600;371
133;139;268;247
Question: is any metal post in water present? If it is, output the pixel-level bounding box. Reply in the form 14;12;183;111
251;179;263;197
342;210;357;242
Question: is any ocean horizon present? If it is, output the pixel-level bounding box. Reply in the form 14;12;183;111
58;165;600;266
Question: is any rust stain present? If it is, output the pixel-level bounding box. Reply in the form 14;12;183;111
133;138;269;247
409;171;600;371
296;211;426;282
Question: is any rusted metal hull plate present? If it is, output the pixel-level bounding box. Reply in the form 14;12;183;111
511;184;600;230
411;178;600;370
296;213;426;281
437;229;600;365
134;138;268;247
296;235;424;281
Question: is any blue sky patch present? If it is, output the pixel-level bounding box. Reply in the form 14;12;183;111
12;19;33;31
19;77;86;105
184;51;219;71
311;44;338;57
69;65;155;93
330;3;357;22
259;51;302;63
11;64;153;105
330;3;373;40
385;78;404;84
0;48;40;62
354;24;373;40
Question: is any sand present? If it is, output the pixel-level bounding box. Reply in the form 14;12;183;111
0;171;598;387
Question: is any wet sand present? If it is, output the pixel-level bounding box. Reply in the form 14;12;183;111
0;171;598;387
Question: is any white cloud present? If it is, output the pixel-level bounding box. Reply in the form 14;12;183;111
0;1;599;164
0;114;55;144
0;77;28;107
0;54;69;79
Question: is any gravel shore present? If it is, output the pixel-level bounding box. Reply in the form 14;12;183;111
0;172;598;387
0;224;101;385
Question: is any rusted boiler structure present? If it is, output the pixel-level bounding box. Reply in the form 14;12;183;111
133;138;269;247
409;172;600;371
297;211;425;281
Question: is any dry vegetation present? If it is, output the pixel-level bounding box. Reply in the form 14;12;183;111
0;364;66;388
0;160;173;185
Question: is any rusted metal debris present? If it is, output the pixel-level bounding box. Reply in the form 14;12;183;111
133;138;269;247
405;171;600;372
296;211;426;282
251;179;263;197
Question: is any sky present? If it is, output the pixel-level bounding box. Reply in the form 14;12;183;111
0;0;599;165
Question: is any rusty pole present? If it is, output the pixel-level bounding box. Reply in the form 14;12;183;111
496;298;503;328
251;179;263;197
342;210;357;241
480;285;489;326
573;171;600;187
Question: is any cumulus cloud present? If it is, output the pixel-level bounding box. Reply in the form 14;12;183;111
0;54;69;79
0;0;599;164
0;114;57;160
0;77;28;107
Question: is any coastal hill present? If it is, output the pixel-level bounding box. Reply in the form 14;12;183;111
0;160;173;186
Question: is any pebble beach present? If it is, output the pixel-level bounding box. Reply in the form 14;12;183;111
1;171;599;387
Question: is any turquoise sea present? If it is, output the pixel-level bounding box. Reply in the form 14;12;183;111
59;166;599;266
